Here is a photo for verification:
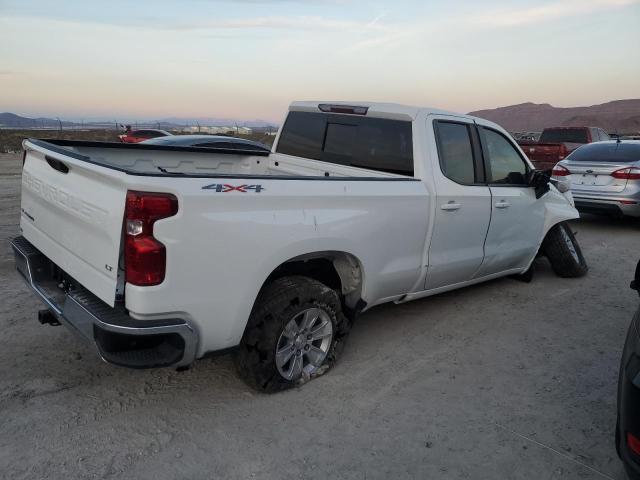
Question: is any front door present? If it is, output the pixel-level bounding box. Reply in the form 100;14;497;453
474;124;545;277
424;117;491;290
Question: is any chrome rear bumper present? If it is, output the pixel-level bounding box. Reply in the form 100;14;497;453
11;236;197;369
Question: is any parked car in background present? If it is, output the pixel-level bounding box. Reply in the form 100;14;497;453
119;129;172;143
552;140;640;218
617;258;640;479
519;127;610;171
142;134;270;152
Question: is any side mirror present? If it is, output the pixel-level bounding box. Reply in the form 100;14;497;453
528;170;551;199
632;260;640;296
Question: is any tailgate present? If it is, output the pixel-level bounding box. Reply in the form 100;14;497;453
19;141;127;306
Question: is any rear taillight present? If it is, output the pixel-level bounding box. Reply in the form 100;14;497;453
124;191;178;286
611;167;640;180
551;164;571;178
628;432;640;457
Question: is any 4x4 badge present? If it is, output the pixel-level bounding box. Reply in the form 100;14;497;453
202;184;264;193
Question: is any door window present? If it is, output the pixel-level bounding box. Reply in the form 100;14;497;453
480;128;528;185
434;121;476;185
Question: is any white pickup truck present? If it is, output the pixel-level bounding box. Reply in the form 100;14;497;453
12;101;587;391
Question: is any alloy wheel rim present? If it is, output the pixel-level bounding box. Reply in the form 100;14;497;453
275;307;333;381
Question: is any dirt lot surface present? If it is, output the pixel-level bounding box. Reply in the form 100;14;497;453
0;152;637;479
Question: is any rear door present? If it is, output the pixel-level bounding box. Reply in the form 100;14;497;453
20;142;127;306
474;125;545;276
424;116;491;290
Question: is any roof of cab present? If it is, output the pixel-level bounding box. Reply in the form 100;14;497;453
289;100;473;123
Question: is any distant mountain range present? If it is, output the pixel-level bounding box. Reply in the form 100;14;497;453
4;99;640;133
0;112;77;128
0;112;277;129
468;99;640;133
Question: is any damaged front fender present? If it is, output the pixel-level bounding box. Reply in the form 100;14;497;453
541;185;580;239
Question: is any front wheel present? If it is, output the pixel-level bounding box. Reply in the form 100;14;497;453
542;222;588;278
235;276;350;392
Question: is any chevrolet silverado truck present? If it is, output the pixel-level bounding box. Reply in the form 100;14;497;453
12;101;588;392
519;126;610;171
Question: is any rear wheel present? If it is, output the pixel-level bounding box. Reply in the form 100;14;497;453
235;276;350;392
542;222;588;278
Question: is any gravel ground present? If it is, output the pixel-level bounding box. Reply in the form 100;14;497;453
0;152;637;480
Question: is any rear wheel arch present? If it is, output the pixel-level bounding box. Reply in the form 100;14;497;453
259;251;364;310
231;251;364;362
235;275;351;391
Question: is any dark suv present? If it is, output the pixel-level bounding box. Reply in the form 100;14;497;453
617;259;640;479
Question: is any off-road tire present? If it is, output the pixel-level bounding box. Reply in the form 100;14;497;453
542;222;588;278
235;275;350;393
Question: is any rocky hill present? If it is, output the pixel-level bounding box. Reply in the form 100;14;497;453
468;99;640;133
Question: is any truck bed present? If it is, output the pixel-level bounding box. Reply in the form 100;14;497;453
30;139;407;179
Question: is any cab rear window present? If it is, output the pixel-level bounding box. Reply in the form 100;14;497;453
276;111;413;176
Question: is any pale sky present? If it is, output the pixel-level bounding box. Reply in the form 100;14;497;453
1;0;639;123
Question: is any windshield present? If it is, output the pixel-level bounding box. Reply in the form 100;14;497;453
568;142;640;162
540;129;588;144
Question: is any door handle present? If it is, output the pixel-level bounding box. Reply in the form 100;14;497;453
441;202;461;211
495;200;511;209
